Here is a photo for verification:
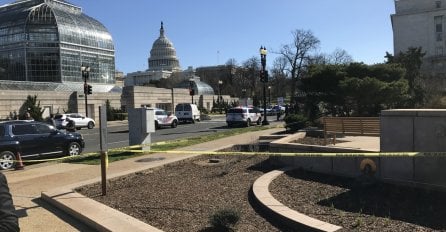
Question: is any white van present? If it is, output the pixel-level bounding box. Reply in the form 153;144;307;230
175;103;200;123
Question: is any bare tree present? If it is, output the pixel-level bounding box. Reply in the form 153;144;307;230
225;58;238;66
269;57;289;102
278;29;320;104
232;57;260;99
328;48;353;64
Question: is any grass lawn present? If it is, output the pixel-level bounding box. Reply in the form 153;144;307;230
64;125;276;165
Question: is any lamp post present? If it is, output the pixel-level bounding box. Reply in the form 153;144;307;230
268;86;271;108
260;46;269;125
242;88;246;106
81;65;90;117
189;79;195;104
218;80;223;113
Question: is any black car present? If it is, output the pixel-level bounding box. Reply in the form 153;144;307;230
0;120;85;170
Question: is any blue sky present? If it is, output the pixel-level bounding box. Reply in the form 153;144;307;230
1;0;396;74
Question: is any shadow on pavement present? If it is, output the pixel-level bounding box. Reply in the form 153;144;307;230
31;198;97;231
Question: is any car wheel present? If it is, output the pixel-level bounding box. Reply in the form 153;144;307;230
246;119;251;127
76;127;81;130
155;121;159;129
87;121;94;129
0;151;15;170
171;120;178;128
257;117;261;125
191;119;195;124
67;142;81;156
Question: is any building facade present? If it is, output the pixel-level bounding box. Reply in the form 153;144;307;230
0;0;115;92
392;0;446;80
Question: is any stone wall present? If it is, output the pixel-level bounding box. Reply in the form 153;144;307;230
122;86;234;112
0;86;237;122
381;109;446;152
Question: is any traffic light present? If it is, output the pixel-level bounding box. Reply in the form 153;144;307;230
189;81;195;96
259;70;265;82
87;84;92;95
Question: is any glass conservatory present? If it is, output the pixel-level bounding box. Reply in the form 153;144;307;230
0;0;115;91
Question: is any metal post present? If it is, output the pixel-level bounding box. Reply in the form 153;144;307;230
99;105;108;196
81;65;90;117
260;46;269;125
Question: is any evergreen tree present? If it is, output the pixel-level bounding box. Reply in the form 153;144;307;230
20;95;44;121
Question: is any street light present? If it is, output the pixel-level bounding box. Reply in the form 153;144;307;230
218;80;223;113
189;79;195;104
242;88;247;106
260;46;269;125
268;86;271;108
81;65;90;117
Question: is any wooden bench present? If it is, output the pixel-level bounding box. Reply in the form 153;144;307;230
323;117;380;145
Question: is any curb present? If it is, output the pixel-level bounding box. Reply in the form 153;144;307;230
251;168;342;232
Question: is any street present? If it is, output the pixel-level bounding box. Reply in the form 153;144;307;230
80;116;228;153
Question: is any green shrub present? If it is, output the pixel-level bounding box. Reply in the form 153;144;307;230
209;208;240;231
284;113;309;132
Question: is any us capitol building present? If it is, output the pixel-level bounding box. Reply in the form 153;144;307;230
0;0;227;120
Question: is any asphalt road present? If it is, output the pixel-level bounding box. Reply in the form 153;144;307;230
80;116;228;153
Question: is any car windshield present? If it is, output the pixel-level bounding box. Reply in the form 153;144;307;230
175;105;183;111
54;115;64;119
228;109;243;114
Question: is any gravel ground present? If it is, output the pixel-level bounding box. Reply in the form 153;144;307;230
77;140;446;232
77;155;286;232
270;169;446;231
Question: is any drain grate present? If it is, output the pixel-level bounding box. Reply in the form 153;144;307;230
136;157;166;163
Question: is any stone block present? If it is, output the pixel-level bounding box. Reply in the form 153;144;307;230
380;156;414;182
380;116;414;152
413;156;446;187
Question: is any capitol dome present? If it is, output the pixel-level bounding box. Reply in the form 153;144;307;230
148;22;180;72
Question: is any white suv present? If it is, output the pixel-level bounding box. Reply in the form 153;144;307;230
54;113;95;130
152;108;178;129
226;107;262;127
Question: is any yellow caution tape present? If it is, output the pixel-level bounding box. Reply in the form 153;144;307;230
1;148;444;165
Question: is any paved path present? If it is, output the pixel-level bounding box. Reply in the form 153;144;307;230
4;126;283;231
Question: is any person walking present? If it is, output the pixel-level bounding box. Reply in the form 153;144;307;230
65;117;76;132
46;114;56;127
24;112;33;121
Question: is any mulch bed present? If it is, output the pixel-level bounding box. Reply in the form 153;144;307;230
269;169;446;232
77;153;446;231
77;155;285;232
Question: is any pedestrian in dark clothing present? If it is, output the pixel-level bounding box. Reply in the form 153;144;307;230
46;114;56;127
24;112;33;121
0;172;19;232
285;104;289;117
65;118;75;132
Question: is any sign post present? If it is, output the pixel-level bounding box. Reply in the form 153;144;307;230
99;105;108;196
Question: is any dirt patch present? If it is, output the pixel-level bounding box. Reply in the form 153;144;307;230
293;136;348;145
76;154;444;231
270;169;446;231
77;155;284;232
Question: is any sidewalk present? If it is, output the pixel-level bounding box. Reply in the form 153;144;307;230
4;127;284;231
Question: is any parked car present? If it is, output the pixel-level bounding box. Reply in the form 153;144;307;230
54;113;95;130
152;108;178;129
271;105;286;113
0;120;85;170
226;107;262;127
175;103;200;123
